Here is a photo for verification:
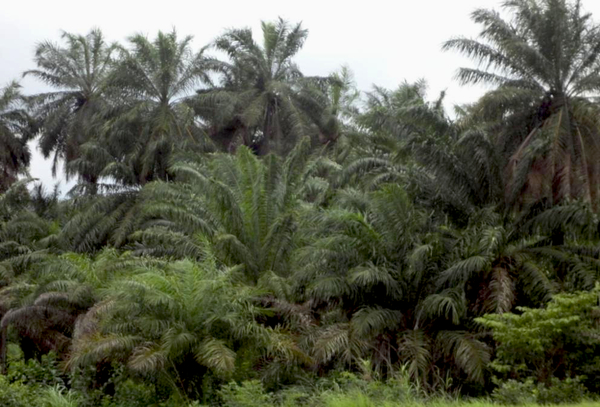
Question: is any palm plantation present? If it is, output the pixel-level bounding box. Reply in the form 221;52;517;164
0;2;600;406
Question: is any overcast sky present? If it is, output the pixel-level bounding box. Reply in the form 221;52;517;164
3;0;600;191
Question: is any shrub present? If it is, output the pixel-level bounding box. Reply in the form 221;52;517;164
477;286;600;395
492;376;588;405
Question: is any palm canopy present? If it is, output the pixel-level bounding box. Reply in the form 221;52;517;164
196;18;327;155
291;184;490;385
0;82;34;192
68;258;279;401
102;30;213;185
128;138;328;283
444;0;600;210
339;81;502;225
25;29;117;185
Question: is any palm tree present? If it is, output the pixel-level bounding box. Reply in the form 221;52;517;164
59;188;143;253
0;250;158;372
25;29;117;191
302;66;361;147
444;0;600;210
103;30;213;185
195;18;327;155
0;82;34;192
292;184;490;387
68;258;276;401
0;180;59;277
129;138;328;284
340;81;502;225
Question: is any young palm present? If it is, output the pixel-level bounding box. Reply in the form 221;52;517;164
104;30;212;185
438;204;600;316
292;185;490;387
129;138;328;283
68;258;276;401
0;82;35;192
444;0;600;209
0;250;157;371
25;29;117;190
0;181;59;278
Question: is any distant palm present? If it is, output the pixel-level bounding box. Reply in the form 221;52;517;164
104;30;213;185
444;0;600;210
0;82;34;192
196;19;326;155
341;81;502;224
25;29;117;190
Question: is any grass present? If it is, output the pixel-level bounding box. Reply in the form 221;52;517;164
318;398;600;407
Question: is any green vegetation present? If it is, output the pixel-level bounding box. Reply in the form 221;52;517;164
2;0;600;405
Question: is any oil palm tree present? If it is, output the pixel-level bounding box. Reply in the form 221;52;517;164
301;66;361;147
0;181;59;279
438;202;600;317
103;30;213;185
130;138;329;283
0;82;35;192
444;0;600;210
25;29;117;191
68;258;277;401
195;18;327;155
340;81;502;225
292;185;491;387
0;250;158;372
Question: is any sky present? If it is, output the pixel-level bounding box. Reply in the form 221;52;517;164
2;0;600;191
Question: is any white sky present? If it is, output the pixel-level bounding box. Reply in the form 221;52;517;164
2;0;600;190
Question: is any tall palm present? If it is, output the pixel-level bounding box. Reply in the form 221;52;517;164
196;18;326;155
104;30;212;185
25;29;117;190
0;82;35;192
444;0;600;210
303;66;361;146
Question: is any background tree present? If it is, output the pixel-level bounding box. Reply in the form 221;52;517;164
102;30;213;185
444;0;600;210
25;29;117;192
0;82;34;192
195;19;327;155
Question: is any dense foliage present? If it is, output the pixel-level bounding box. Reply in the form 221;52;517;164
2;0;600;405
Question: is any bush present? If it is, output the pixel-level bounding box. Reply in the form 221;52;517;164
0;375;40;407
6;348;66;388
477;286;600;396
492;376;588;405
219;380;273;407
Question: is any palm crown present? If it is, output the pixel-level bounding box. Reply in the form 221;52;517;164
0;82;34;192
25;29;117;187
444;0;600;210
197;19;325;155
